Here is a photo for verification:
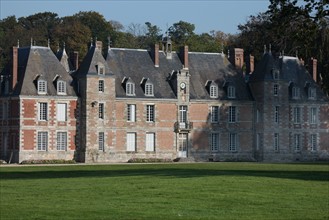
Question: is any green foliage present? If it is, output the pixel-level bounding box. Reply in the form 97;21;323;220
20;159;76;164
127;158;172;163
0;163;328;219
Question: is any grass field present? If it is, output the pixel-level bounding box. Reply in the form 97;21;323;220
0;162;328;220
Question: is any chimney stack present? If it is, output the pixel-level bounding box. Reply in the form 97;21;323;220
310;58;317;83
96;41;103;51
70;51;79;71
154;44;159;67
230;48;244;70
12;46;18;90
246;54;254;74
182;45;188;69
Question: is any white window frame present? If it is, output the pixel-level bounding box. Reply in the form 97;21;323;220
126;132;136;151
99;132;105;151
228;106;237;123
310;107;317;124
146;105;155;122
99;80;104;93
126;82;135;96
294;134;301;151
211;106;219;123
57;132;67;151
292;87;300;99
227;86;236;98
56;103;67;122
293;107;301;124
145;83;154;96
210;133;219;152
210;85;218;98
37;131;48;151
38;102;48;121
229;133;237;152
179;105;187;123
99;103;104;119
274;133;279;151
37;80;47;94
57;80;66;95
310;134;317;151
127;104;136;122
146;132;155;152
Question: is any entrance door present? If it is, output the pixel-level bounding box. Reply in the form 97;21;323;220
178;133;188;158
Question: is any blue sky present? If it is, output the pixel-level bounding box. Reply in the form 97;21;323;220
0;0;270;34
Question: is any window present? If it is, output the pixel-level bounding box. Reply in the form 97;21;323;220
146;133;155;152
210;133;219;152
308;87;316;99
310;134;317;151
310;107;317;124
57;103;67;122
98;65;105;75
228;106;237;123
229;133;237;151
37;80;47;94
127;133;136;151
179;105;187;123
256;109;260;123
293;107;301;124
99;80;104;92
273;84;279;96
37;132;48;151
126;82;135;96
127;104;136;122
227;86;236;98
272;69;279;80
294;134;301;151
57;132;67;151
274;133;279;151
146;105;154;122
274;106;279;123
211;106;219;123
210;85;218;98
145;83;154;96
57;81;66;95
38;102;48;121
99;103;104;119
99;132;104;151
292;87;300;99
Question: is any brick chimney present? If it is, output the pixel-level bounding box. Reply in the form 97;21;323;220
230;48;244;70
310;58;317;83
12;46;18;90
154;44;159;67
70;51;79;71
246;54;254;74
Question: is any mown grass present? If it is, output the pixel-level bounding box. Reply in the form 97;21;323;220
0;162;328;220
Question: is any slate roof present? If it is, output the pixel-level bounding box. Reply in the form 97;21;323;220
105;48;252;100
13;46;76;96
55;48;73;73
250;52;328;101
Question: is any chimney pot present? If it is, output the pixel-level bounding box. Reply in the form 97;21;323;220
310;58;317;83
12;46;18;90
154;44;159;67
96;41;103;51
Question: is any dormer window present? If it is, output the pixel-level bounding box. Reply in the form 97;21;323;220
210;85;218;98
227;86;236;99
126;82;135;96
141;78;154;96
292;86;300;99
57;80;66;95
97;64;105;75
308;87;316;100
272;69;280;80
38;80;47;94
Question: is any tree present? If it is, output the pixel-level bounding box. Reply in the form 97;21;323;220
168;21;196;49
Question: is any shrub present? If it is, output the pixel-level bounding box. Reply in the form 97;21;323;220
20;159;76;165
127;158;172;163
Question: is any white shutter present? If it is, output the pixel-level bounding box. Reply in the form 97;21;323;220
127;133;136;151
146;133;155;151
131;104;135;122
57;103;67;121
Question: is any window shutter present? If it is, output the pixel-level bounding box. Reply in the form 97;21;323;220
57;103;67;121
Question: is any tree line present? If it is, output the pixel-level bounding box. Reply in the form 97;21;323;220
0;0;328;93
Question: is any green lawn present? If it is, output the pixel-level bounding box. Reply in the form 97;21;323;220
0;162;328;220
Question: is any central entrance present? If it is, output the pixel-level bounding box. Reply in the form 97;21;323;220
178;133;188;158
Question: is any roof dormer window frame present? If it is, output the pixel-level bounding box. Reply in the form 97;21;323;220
292;86;300;99
308;87;316;100
37;79;47;95
209;82;218;99
227;85;236;99
272;68;280;80
141;77;154;97
57;80;66;95
97;63;105;75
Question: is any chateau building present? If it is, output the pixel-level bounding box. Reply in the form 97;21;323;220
0;38;328;163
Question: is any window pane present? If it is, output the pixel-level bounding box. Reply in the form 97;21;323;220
127;104;136;122
37;132;48;151
99;132;104;151
146;133;155;151
146;105;154;122
39;103;48;121
229;106;236;123
57;132;67;151
127;133;136;151
211;106;219;123
211;133;219;152
57;103;67;122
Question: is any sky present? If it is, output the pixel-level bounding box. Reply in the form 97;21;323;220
0;0;270;34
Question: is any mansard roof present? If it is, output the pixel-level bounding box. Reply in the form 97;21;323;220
250;52;328;101
106;48;252;100
55;47;73;73
13;46;76;96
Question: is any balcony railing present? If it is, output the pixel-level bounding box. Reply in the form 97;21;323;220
174;121;193;133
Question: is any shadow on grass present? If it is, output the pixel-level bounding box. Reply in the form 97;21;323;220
0;166;328;182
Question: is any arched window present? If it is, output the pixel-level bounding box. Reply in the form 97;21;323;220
38;80;47;94
57;80;66;95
